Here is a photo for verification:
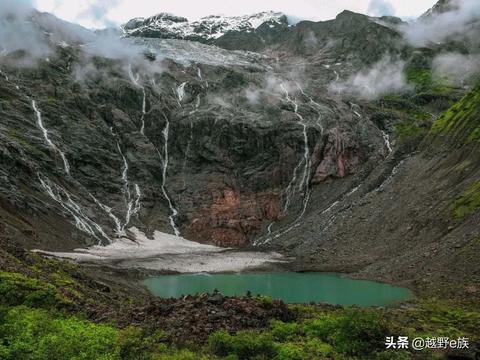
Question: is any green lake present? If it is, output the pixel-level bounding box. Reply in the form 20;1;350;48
143;272;412;306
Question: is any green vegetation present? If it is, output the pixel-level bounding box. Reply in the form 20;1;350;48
452;181;480;220
394;121;428;143
369;95;434;144
0;302;478;360
205;303;479;359
0;306;205;360
2;264;480;360
431;86;480;144
405;68;450;95
1;250;479;359
0;272;69;309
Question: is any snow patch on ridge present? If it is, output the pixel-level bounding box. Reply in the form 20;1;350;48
122;11;286;41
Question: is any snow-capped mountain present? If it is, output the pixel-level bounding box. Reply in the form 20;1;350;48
122;11;288;41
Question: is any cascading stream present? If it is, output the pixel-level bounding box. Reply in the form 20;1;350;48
255;84;313;245
280;84;311;211
32;100;70;175
295;82;325;135
128;64;147;135
90;195;123;235
31;98;142;240
182;95;200;187
382;131;393;155
157;114;181;236
38;174;111;244
176;82;187;102
116;140;142;233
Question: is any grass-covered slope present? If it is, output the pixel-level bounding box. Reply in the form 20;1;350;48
431;86;480;145
428;86;480;222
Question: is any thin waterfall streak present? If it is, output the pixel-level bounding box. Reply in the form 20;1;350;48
117;141;130;201
176;82;187;102
382;130;393;154
294;82;325;134
128;63;147;135
90;194;123;235
115;140;142;231
159;114;181;236
183;95;200;187
32;100;70;175
255;82;316;246
133;184;142;216
140;88;146;135
38;174;110;244
280;83;311;214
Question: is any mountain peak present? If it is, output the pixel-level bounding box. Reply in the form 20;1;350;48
421;0;460;18
121;11;287;41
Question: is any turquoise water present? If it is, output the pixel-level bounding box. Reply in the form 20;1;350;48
143;272;412;306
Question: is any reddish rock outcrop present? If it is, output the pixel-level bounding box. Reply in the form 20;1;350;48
187;187;281;246
311;127;363;183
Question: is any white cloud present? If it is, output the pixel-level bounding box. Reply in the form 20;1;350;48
433;53;480;86
329;56;411;100
401;0;480;46
367;0;396;16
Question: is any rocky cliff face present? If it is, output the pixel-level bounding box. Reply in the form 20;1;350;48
0;0;479;294
0;39;387;248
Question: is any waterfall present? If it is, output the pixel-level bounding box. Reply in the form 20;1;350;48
176;82;187;102
32;100;70;175
116;141;141;232
183;95;200;186
38;174;111;244
1;69;20;90
295;82;325;135
158;114;181;236
266;222;274;235
197;67;203;81
280;84;311;214
333;70;340;82
382;130;393;154
128;63;140;86
255;84;313;245
374;159;406;193
90;195;123;235
128;64;146;135
140;88;146;135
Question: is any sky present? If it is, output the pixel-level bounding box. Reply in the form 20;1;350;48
32;0;438;29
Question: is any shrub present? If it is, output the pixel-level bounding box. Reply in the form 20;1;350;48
304;339;334;359
274;342;307;360
302;313;338;341
270;320;300;342
332;309;389;356
0;306;118;360
0;272;64;308
208;330;276;360
117;326;166;360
